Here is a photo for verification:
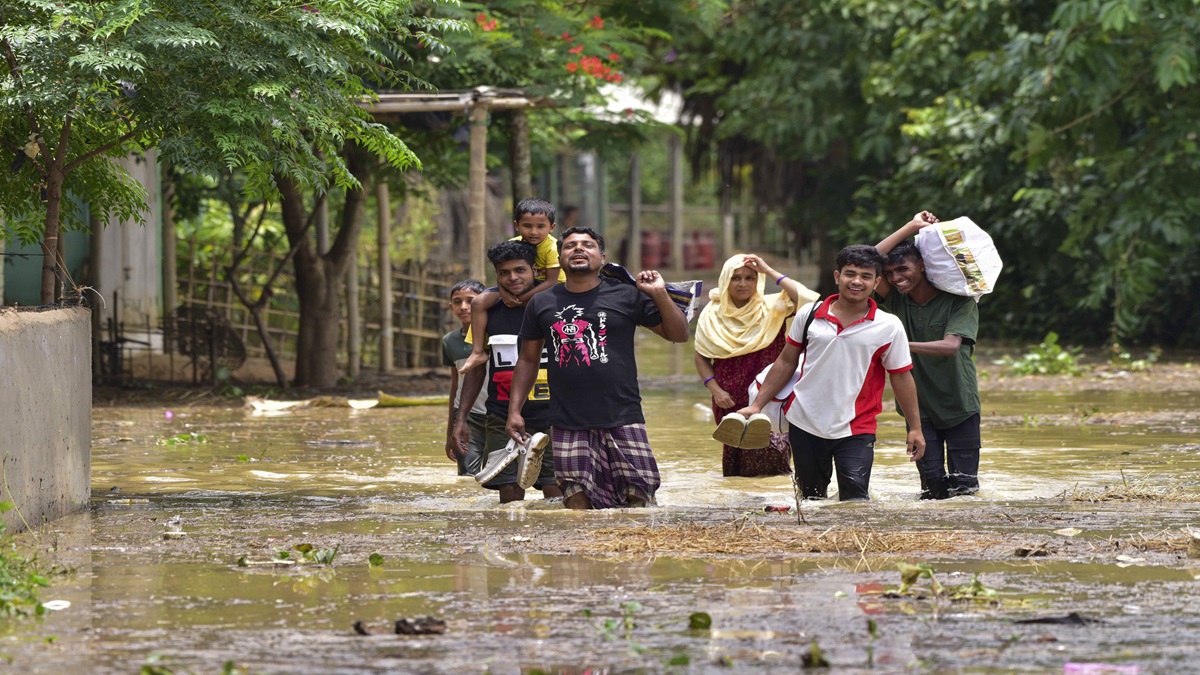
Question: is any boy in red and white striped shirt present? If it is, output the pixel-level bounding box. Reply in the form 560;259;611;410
738;245;925;500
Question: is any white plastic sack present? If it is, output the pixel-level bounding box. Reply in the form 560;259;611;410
747;363;801;435
914;217;1003;298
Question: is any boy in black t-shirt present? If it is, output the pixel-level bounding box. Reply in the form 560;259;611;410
453;241;562;504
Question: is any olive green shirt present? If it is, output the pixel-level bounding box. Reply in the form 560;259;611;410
878;290;980;429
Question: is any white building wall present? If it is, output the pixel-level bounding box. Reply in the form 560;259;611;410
95;150;161;332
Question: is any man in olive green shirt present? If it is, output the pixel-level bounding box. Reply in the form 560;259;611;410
876;212;982;499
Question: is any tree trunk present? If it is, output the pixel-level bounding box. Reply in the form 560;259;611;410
277;144;372;388
40;167;65;304
509;109;531;204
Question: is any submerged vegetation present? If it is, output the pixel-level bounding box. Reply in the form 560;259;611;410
0;504;49;619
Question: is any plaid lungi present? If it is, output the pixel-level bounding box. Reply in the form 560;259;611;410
551;424;660;509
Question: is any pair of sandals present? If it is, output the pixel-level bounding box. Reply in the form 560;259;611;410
712;412;773;449
474;432;550;490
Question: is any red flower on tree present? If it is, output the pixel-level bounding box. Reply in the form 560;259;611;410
569;44;584;54
566;62;578;72
587;15;604;29
561;31;573;41
608;52;620;62
475;13;498;31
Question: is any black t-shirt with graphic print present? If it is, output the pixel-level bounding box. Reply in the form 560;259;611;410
520;280;662;430
484;300;551;428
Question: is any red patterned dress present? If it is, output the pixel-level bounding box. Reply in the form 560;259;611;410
710;324;792;477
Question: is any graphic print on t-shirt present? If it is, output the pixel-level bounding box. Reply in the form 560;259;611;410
550;304;608;367
488;334;550;402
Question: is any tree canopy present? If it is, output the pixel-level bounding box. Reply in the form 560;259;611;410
2;0;460;300
649;0;1200;346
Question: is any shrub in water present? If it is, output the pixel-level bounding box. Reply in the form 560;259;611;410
995;332;1085;376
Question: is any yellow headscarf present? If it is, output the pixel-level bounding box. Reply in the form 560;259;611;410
695;255;808;359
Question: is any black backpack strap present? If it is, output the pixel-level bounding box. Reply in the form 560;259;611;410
799;299;821;350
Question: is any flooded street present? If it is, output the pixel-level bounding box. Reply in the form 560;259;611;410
6;344;1200;673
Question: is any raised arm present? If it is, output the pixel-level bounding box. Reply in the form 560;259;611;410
741;254;818;305
875;211;938;299
637;270;690;343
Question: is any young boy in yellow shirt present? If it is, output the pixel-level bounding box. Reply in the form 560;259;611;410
459;198;566;374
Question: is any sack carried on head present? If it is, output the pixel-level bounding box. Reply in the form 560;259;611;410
914;217;1003;299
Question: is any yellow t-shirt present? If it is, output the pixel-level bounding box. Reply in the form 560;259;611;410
510;234;566;283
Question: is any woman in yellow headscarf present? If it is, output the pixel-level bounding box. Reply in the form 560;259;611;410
695;254;819;477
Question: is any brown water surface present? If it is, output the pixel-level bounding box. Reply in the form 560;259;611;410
6;354;1200;673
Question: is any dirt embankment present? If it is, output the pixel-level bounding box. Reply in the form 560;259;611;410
977;361;1200;393
94;358;1200;409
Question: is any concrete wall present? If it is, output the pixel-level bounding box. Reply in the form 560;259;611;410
0;307;91;532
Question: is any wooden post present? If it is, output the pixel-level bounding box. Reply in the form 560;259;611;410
628;153;642;269
347;258;360;378
509;109;531;204
88;212;102;380
669;133;684;275
468;96;492;281
376;181;394;372
162;163;177;318
721;177;734;260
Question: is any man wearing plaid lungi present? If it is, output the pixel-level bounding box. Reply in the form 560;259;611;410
506;227;690;509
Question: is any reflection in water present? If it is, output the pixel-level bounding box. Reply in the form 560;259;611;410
5;375;1198;673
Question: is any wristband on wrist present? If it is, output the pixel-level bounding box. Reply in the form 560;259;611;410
703;376;715;386
775;274;788;285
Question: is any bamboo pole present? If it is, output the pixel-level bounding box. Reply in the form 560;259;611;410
468;96;492;281
669;134;684;274
376;181;393;372
628;153;641;269
721;177;734;261
162;163;177;319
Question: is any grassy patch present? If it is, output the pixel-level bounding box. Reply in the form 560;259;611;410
574;520;1007;556
1057;473;1200;503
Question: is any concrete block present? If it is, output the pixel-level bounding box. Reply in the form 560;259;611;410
0;306;91;532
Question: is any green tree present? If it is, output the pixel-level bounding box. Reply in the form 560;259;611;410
1;0;457;311
848;0;1200;345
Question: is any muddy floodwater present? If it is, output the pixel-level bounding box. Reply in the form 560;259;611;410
5;343;1200;674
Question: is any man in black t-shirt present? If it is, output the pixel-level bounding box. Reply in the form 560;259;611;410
454;241;563;504
507;227;690;509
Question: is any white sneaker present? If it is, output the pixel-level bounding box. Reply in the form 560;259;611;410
515;433;550;490
474;438;521;484
712;413;748;446
740;413;773;449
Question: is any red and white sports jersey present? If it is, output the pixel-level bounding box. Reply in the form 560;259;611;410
784;295;912;439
